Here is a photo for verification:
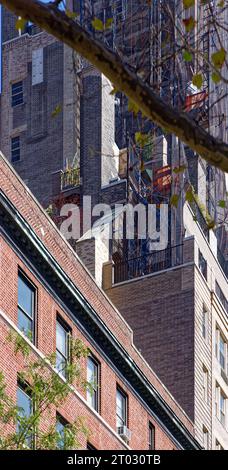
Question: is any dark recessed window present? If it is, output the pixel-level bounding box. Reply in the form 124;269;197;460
18;271;35;342
116;386;127;430
87;356;100;412
12;81;23;107
56;317;71;378
87;442;97;450
198;250;207;280
17;383;33;448
11;136;20;162
149;422;155;450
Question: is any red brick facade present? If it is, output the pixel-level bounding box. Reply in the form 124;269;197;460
0;153;200;450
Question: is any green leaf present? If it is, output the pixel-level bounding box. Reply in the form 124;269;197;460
65;9;78;19
105;18;113;29
183;50;193;62
183;0;195;8
218;0;224;6
211;48;226;69
128;100;140;116
218;200;226;208
183;16;196;32
211;72;221;84
92;18;104;32
185;189;195;203
15;17;26;31
51;105;62;118
192;73;203;90
173;165;187;174
135;132;149;148
170;194;180;208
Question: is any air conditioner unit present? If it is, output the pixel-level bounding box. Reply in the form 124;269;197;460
117;425;131;442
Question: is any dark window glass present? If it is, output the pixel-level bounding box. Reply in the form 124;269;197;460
149;422;155;450
87;357;100;412
18;271;35;341
215;281;228;313
56;318;70;378
199;250;207;280
12;81;23;107
11;136;20;162
87;442;97;450
116;387;127;429
17;384;33;448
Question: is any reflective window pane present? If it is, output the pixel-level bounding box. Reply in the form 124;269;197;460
17;386;33;447
56;350;67;378
56;322;67;357
56;418;65;449
87;357;99;411
18;274;34;319
18;308;33;339
116;388;127;428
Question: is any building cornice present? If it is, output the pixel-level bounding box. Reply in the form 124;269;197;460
0;190;201;450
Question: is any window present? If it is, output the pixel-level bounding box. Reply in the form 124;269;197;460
11;136;20;162
216;383;227;427
12;81;23;107
202;365;208;403
18;271;35;341
56;318;70;378
198;250;207;280
87;356;100;412
219;335;225;370
116;387;127;430
17;383;33;448
56;414;68;449
203;426;209;450
148;422;155;450
215;281;228;313
202;306;208;341
215;327;227;373
220;391;226;427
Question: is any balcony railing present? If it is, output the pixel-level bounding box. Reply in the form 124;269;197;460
113;244;183;284
61;168;80;191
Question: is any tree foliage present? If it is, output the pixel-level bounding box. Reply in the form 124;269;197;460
0;330;90;450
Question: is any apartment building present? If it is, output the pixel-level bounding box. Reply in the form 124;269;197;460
99;202;228;450
1;7;125;213
0;152;201;450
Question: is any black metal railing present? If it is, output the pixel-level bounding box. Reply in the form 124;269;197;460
113;244;183;284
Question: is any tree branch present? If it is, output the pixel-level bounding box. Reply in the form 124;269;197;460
2;0;228;173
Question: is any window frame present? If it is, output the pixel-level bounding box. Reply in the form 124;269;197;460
116;386;128;430
87;355;100;413
12;81;23;107
202;365;208;404
56;413;68;449
56;316;71;379
17;381;34;449
148;422;155;450
198;250;207;280
202;305;208;341
18;269;36;343
220;390;226;427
